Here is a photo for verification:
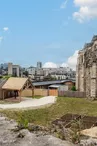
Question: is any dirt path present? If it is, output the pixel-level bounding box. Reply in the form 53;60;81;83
0;96;56;109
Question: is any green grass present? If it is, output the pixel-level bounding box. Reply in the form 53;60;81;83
0;100;19;104
1;97;97;126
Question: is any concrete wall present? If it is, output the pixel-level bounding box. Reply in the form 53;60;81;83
8;63;20;77
13;65;20;77
76;36;97;99
8;63;13;75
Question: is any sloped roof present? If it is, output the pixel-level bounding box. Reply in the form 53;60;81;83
49;84;61;88
32;79;75;86
0;79;7;89
2;77;28;90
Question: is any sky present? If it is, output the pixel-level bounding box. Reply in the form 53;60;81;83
0;0;97;70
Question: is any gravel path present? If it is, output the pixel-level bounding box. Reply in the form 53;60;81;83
0;96;56;109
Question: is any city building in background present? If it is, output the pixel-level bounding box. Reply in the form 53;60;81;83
37;62;42;69
8;63;21;77
0;61;76;81
26;62;76;81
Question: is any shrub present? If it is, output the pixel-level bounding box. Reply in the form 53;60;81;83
71;86;76;91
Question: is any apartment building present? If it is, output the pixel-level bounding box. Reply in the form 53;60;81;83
8;63;21;77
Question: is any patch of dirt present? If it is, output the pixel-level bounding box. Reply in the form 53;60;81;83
51;114;97;145
52;114;97;129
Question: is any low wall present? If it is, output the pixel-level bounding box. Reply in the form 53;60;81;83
58;91;86;98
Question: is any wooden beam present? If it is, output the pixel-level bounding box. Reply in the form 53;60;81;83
3;90;4;100
19;91;21;102
32;86;34;98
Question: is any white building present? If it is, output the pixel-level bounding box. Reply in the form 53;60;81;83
51;74;67;80
8;63;20;77
27;67;36;75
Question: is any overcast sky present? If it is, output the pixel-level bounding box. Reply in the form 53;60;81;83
0;0;97;70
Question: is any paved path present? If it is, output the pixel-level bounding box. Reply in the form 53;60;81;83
0;96;56;109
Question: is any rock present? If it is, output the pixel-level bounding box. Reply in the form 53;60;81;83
0;114;75;146
92;35;97;42
80;138;97;146
80;127;97;138
77;35;97;99
17;131;25;138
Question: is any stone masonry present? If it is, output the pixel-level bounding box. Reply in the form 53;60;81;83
76;35;97;99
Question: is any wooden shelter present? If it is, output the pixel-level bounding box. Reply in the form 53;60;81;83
2;77;32;101
0;79;7;99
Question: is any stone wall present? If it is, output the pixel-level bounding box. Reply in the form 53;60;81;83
76;35;97;99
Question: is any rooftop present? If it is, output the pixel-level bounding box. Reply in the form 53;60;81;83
0;79;7;89
32;79;75;86
2;77;28;91
48;84;62;88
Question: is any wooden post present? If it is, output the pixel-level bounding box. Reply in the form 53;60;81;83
27;81;29;88
32;86;34;98
19;91;21;102
3;90;4;100
48;87;49;96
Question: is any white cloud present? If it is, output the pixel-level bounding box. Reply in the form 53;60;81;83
73;0;97;23
0;36;3;42
43;50;79;70
61;63;68;68
60;0;68;9
3;27;9;31
74;0;97;7
66;50;79;70
43;62;58;68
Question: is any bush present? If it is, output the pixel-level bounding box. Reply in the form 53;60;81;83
71;86;76;91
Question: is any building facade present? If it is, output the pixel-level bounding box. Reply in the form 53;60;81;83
8;63;20;77
27;67;36;75
37;62;42;69
76;35;97;99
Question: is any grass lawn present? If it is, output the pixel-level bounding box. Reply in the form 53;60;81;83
0;100;19;104
1;97;97;126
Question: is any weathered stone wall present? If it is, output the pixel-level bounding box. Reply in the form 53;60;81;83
76;35;97;99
